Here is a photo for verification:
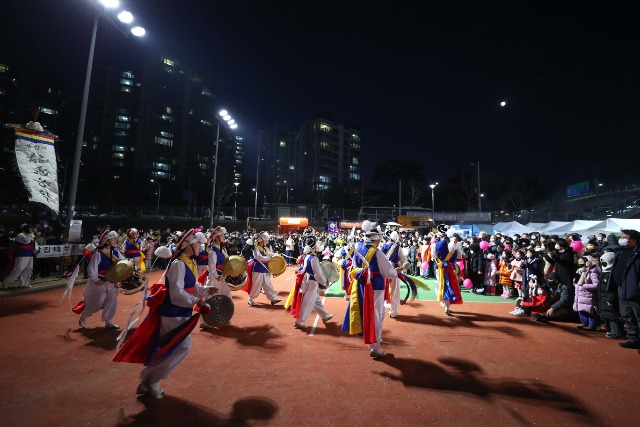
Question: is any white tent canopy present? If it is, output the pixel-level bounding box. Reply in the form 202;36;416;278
525;222;547;231
582;218;640;234
544;220;602;235
535;221;571;232
492;221;532;236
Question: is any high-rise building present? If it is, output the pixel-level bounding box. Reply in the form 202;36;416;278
298;114;361;193
257;122;298;204
136;55;220;207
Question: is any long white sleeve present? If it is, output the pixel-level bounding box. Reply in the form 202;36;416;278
166;262;205;307
375;249;398;279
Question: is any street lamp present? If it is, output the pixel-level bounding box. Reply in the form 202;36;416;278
233;182;239;219
429;182;438;223
252;188;257;217
150;179;161;218
210;109;238;228
65;0;145;236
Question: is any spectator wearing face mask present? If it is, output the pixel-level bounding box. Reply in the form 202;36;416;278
609;229;640;350
573;256;601;331
510;283;552;318
598;251;623;338
538;239;576;321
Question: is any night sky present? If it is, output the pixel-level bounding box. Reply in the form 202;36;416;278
3;0;639;189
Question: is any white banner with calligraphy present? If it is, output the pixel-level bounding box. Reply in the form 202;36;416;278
14;129;59;214
36;244;85;259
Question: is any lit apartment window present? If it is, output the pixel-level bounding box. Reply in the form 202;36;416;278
160;131;173;138
279;140;286;147
350;165;358;171
154;137;173;147
350;173;361;180
116;115;130;122
114;130;128;137
114;175;120;179
0;90;5;96
160;114;173;122
114;122;130;129
353;157;359;164
317;184;329;190
352;133;360;141
165;106;172;114
40;107;58;115
152;171;170;179
289;165;295;170
113;153;125;159
48;88;52;94
320;141;331;149
121;79;133;86
163;57;176;67
319;122;332;132
112;145;127;152
318;175;331;183
122;71;134;78
121;86;132;93
351;142;360;150
199;163;208;170
153;162;171;171
0;64;8;73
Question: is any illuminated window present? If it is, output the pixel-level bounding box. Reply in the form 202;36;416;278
40;107;58;115
113;153;125;159
351;142;360;150
0;64;8;73
353;158;359;164
350;165;358;171
121;86;132;93
112;145;127;152
116;115;130;122
317;184;329;190
113;175;120;179
160;131;173;138
350;173;360;180
48;88;52;94
199;163;208;170
152;171;171;179
320;141;331;149
165;106;172;114
153;162;171;171
154;137;173;147
115;122;130;129
163;57;176;67
114;130;128;137
279;140;286;147
122;71;134;78
120;79;133;86
160;114;173;122
319;122;332;132
318;176;331;183
352;133;360;142
289;165;295;170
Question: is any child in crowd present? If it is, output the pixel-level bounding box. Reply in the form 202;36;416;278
484;253;498;295
510;250;525;298
510;279;551;318
499;251;513;298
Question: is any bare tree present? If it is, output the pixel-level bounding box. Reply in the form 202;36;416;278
407;182;425;209
214;183;235;216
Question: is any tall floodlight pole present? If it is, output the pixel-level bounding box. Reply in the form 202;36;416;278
209;109;238;228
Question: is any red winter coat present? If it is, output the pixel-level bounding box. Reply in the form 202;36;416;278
520;293;551;314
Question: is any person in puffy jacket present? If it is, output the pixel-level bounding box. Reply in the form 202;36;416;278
573;255;600;331
609;229;640;350
598;251;624;338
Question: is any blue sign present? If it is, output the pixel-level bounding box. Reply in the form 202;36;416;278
566;182;590;198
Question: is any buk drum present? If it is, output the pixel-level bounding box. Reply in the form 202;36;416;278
118;269;146;295
319;260;339;289
221;255;248;291
268;253;287;277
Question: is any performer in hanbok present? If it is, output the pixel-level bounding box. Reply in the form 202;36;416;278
382;230;408;318
293;235;333;329
122;228;145;272
343;225;400;359
78;229;124;329
432;225;464;315
242;232;282;306
200;226;230;329
113;229;216;399
1;224;35;289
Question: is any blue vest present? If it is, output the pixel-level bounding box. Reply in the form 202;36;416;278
124;238;142;259
158;259;196;317
210;245;226;275
303;254;317;281
15;235;35;257
381;242;400;267
251;246;269;273
355;244;384;290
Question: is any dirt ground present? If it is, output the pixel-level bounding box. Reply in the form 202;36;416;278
1;266;638;426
